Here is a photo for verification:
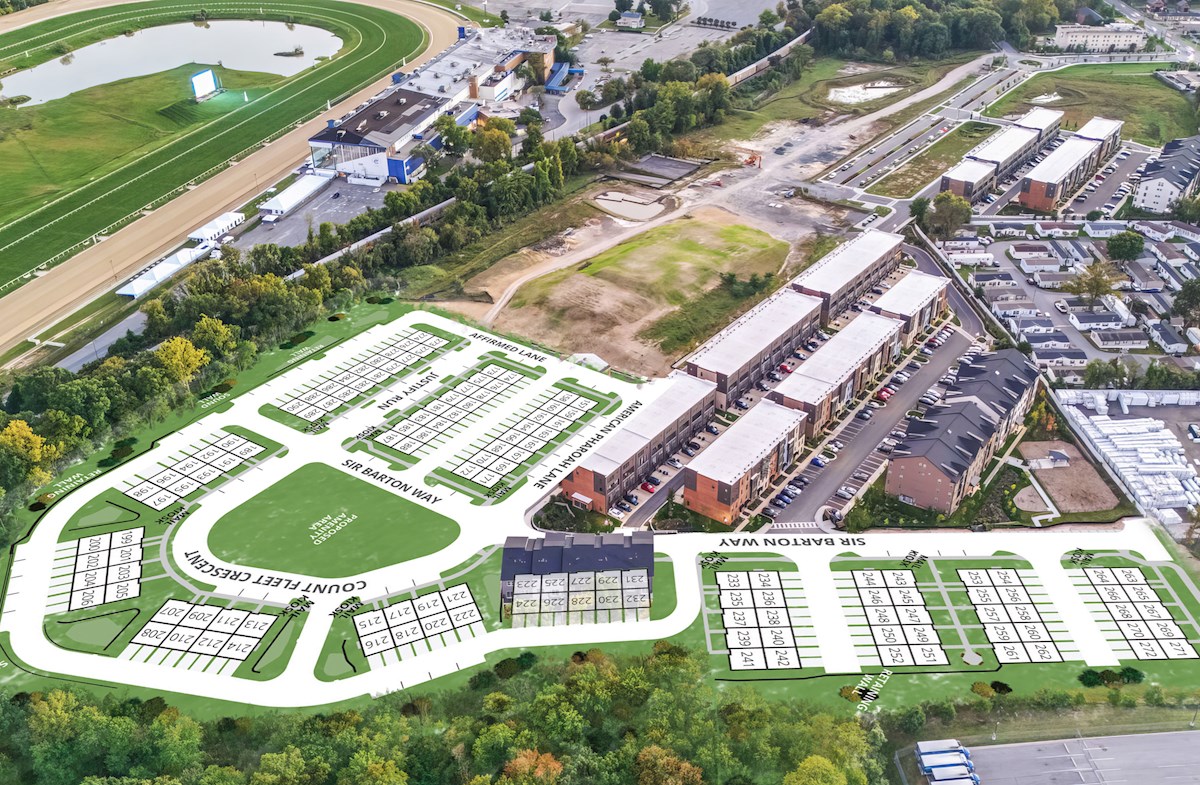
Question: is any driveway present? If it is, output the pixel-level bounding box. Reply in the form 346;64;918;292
779;329;972;522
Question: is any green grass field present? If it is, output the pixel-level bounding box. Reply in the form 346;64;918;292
985;63;1198;146
869;120;998;198
206;462;459;578
690;54;983;145
0;0;427;288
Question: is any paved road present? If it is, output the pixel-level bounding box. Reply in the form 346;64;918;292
970;731;1200;785
0;0;462;357
782;329;971;521
825;67;1018;189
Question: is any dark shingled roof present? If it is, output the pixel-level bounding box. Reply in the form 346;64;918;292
501;532;654;583
893;350;1037;482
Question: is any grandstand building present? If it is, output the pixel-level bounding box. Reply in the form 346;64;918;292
309;27;557;184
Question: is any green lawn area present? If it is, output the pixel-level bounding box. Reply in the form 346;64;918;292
984;63;1197;146
869;120;998;198
691;54;984;145
206;463;459;579
0;0;426;288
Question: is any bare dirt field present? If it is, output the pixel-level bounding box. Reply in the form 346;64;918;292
1013;486;1049;513
1018;441;1118;513
490;206;790;375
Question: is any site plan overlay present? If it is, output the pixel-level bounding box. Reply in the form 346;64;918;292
4;309;1199;708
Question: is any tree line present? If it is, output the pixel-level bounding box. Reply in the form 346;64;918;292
807;0;1076;58
0;642;889;784
0;0;46;15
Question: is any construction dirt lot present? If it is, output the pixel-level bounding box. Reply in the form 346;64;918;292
1018;440;1118;514
475;206;794;376
0;0;461;357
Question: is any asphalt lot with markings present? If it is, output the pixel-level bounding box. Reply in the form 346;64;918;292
970;731;1200;785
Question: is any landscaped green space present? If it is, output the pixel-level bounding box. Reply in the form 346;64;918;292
206;462;459;578
0;0;427;287
869;120;998;197
690;54;984;145
984;63;1198;146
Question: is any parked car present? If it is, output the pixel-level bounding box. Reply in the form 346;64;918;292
609;507;625;520
811;456;828;468
852;471;870;482
667;457;683;469
706;423;720;435
640;482;656;493
686;440;701;451
771;498;789;509
768;371;783;382
786;484;803;496
682;446;697;457
867;400;883;409
835;487;854;500
796;476;810;486
734;399;750;410
792;351;807;360
616;501;633;513
877;443;893;454
624;493;640;505
756;381;771;392
778;363;793;374
857;411;873;421
778;491;795;503
762;507;780;518
646;475;661;486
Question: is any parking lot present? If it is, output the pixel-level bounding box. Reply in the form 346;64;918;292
1063;147;1152;219
785;328;975;523
970;731;1200;785
977;142;1151;218
235;181;396;249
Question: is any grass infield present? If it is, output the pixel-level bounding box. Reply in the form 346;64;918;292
206;462;459;578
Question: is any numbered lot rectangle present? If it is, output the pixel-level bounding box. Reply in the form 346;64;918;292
121;431;269;509
126;601;277;666
275;328;452;422
848;569;949;668
1082;567;1198;660
64;528;145;611
354;584;483;658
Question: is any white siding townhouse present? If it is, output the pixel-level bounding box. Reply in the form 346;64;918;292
1134;135;1200;214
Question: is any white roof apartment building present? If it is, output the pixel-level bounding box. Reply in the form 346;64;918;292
558;373;716;513
1135;135;1200;214
869;270;950;344
684;288;822;408
940;108;1064;202
1053;23;1147;51
790;229;905;320
681;401;806;524
1019;116;1124;210
767;312;902;436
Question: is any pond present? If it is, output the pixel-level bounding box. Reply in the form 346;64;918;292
0;20;342;106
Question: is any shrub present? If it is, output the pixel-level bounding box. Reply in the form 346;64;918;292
971;682;995;700
1078;669;1104;688
990;681;1013;695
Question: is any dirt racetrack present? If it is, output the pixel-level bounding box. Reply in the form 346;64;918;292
0;0;461;356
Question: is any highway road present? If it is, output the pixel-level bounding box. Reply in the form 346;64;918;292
971;731;1200;785
0;0;462;358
